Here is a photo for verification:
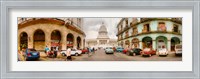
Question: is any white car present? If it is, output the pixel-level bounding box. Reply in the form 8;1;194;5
158;48;168;56
105;47;114;54
61;49;82;56
175;44;182;56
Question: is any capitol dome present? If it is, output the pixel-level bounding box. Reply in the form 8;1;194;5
97;23;109;39
99;24;108;33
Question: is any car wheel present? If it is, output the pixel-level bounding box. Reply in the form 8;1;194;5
133;53;136;56
75;53;78;56
149;54;151;57
62;53;66;56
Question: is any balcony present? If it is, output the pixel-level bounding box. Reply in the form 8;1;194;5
171;18;182;24
124;26;129;31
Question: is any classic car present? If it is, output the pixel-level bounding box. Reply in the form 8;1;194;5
157;46;168;56
127;48;142;56
105;47;114;54
175;44;182;56
140;48;156;57
116;47;124;52
24;48;40;61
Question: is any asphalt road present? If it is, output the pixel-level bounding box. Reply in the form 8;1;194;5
19;49;182;61
72;49;182;61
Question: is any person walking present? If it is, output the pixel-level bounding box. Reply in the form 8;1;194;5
92;47;95;54
53;48;57;58
44;46;49;56
88;47;92;57
54;46;59;58
66;48;72;61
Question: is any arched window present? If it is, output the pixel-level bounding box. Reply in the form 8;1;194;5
33;29;45;51
67;33;74;48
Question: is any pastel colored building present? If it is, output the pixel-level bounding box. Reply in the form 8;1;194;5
18;18;86;51
116;18;182;52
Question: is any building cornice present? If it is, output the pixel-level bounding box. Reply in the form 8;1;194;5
18;18;86;36
117;31;182;41
117;18;182;36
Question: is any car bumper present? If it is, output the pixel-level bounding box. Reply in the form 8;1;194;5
175;53;182;55
105;51;114;54
141;54;150;56
158;52;168;55
27;56;40;60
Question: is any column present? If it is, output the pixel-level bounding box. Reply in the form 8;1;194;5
45;32;51;50
139;41;143;49
152;40;156;50
28;33;33;48
97;40;99;46
81;38;84;49
17;34;20;50
73;36;77;49
61;34;66;51
167;40;171;53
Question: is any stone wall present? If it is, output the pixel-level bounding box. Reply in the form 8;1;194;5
18;23;85;51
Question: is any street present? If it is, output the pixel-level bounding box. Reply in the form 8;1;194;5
29;49;182;61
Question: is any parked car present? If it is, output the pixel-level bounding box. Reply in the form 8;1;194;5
61;48;82;56
116;47;124;52
123;48;128;54
113;47;116;52
105;47;114;54
175;44;182;56
24;48;40;61
127;48;142;56
157;46;168;56
140;48;156;57
81;48;88;54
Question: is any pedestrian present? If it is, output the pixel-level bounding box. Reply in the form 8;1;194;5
44;46;49;54
93;47;95;53
88;47;92;57
66;48;72;61
53;47;57;58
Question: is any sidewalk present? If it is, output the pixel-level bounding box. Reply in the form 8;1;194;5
40;52;47;57
40;51;63;58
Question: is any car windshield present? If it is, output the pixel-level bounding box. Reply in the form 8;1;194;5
29;49;36;51
106;47;112;49
71;49;76;51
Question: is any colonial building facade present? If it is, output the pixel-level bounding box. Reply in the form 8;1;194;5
116;18;182;51
86;23;117;48
18;18;85;51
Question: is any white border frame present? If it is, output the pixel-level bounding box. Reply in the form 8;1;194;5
1;0;199;79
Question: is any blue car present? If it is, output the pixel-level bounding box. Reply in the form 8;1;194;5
25;48;40;61
116;47;124;52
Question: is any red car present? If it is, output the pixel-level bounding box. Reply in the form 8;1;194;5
140;48;156;57
123;49;128;54
81;48;88;54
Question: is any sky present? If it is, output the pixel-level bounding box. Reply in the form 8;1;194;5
83;18;122;40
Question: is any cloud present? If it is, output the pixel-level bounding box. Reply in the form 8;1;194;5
83;18;121;40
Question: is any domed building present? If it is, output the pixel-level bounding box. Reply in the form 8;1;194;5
18;18;86;51
86;23;117;48
116;18;182;52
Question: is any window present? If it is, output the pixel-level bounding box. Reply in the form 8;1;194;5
158;22;166;31
173;24;179;33
132;27;138;36
125;31;129;38
126;19;128;25
142;24;150;33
